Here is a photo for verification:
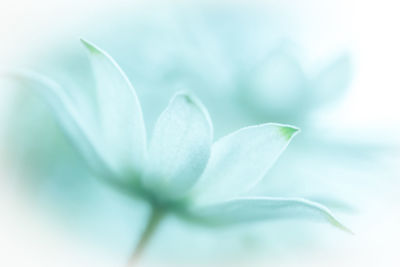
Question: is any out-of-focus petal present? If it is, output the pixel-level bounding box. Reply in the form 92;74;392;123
312;53;352;105
4;70;111;176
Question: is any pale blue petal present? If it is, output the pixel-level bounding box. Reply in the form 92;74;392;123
81;39;147;177
312;53;352;105
192;196;351;232
191;123;299;204
4;70;111;176
248;50;308;114
143;92;213;200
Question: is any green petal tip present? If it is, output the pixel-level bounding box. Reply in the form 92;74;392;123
172;91;204;109
328;216;354;235
80;38;101;54
278;125;300;141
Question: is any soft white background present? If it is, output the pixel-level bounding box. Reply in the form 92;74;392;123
0;0;399;266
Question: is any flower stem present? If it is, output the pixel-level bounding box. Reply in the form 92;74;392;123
127;206;165;267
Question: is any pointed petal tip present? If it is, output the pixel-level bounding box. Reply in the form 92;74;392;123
328;216;354;235
173;91;199;105
305;197;353;234
172;91;214;138
277;124;300;140
80;38;101;54
172;91;211;117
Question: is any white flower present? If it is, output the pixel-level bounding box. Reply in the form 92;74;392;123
11;39;350;262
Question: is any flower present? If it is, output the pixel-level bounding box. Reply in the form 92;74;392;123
11;39;350;258
35;4;352;131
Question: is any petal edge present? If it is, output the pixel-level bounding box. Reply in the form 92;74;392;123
192;196;352;233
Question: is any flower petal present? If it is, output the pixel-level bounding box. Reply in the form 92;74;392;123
81;39;147;177
312;53;352;105
192;196;351;233
4;70;111;176
248;49;308;115
143;92;213;200
192;123;299;204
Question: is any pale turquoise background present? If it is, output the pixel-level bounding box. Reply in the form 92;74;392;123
1;0;399;266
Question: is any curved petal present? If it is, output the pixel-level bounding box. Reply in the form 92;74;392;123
191;196;351;233
4;70;112;176
81;39;147;178
312;53;352;105
191;123;299;204
142;92;213;200
248;49;308;114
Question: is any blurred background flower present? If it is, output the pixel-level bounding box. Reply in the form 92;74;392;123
0;0;399;266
